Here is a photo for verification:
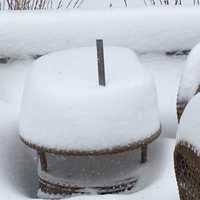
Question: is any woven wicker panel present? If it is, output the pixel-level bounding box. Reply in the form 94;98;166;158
174;142;200;200
39;176;137;196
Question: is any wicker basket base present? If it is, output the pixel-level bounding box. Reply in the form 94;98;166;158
174;142;200;200
38;175;137;198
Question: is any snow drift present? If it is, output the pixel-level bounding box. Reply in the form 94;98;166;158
177;93;200;150
19;47;160;151
178;42;200;103
0;8;200;57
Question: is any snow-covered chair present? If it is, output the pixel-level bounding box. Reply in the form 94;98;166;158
177;43;200;122
174;93;200;200
19;45;161;198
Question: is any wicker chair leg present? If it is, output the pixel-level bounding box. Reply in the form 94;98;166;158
38;151;48;172
141;145;148;163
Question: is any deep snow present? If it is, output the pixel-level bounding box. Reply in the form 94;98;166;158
19;47;160;151
0;9;200;57
177;93;200;150
178;42;200;103
0;53;184;138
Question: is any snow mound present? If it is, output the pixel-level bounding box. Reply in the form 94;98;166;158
19;47;160;151
1;9;200;57
177;93;200;149
178;43;200;103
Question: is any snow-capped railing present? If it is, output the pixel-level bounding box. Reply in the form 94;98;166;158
0;8;200;57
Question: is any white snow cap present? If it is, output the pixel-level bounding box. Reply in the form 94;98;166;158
178;43;200;103
177;93;200;149
19;47;160;151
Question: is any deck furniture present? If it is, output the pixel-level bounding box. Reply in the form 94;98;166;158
175;94;200;200
19;42;160;198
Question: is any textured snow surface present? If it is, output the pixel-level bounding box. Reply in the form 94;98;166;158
178;43;200;103
0;8;200;57
177;93;200;149
0;58;33;107
140;53;184;138
0;101;37;199
19;47;160;151
0;53;184;138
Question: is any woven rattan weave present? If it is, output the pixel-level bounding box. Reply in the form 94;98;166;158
174;142;200;200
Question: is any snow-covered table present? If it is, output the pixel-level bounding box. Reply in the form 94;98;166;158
0;99;178;199
19;47;160;197
177;43;200;121
175;93;200;200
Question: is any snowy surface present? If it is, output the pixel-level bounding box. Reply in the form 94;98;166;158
177;93;200;149
0;8;200;57
178;43;200;103
0;58;33;107
0;101;37;199
141;53;185;137
19;47;160;151
0;53;184;138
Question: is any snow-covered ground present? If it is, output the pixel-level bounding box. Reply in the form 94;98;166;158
0;52;184;199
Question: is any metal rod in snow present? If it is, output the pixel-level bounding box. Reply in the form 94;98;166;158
96;39;106;86
124;0;128;6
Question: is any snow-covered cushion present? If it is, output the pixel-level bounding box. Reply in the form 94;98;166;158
19;47;160;151
177;43;200;103
177;93;200;150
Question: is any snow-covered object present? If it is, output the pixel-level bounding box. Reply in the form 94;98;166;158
1;8;200;57
19;47;160;151
177;93;200;150
177;43;200;103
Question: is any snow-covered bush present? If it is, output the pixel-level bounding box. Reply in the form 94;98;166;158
0;0;129;10
0;9;200;58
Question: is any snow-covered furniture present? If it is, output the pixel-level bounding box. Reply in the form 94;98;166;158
19;46;161;198
174;93;200;200
177;43;200;122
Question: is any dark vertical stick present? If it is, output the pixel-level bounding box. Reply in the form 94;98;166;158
96;39;106;86
38;151;48;172
124;0;127;6
141;145;148;163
